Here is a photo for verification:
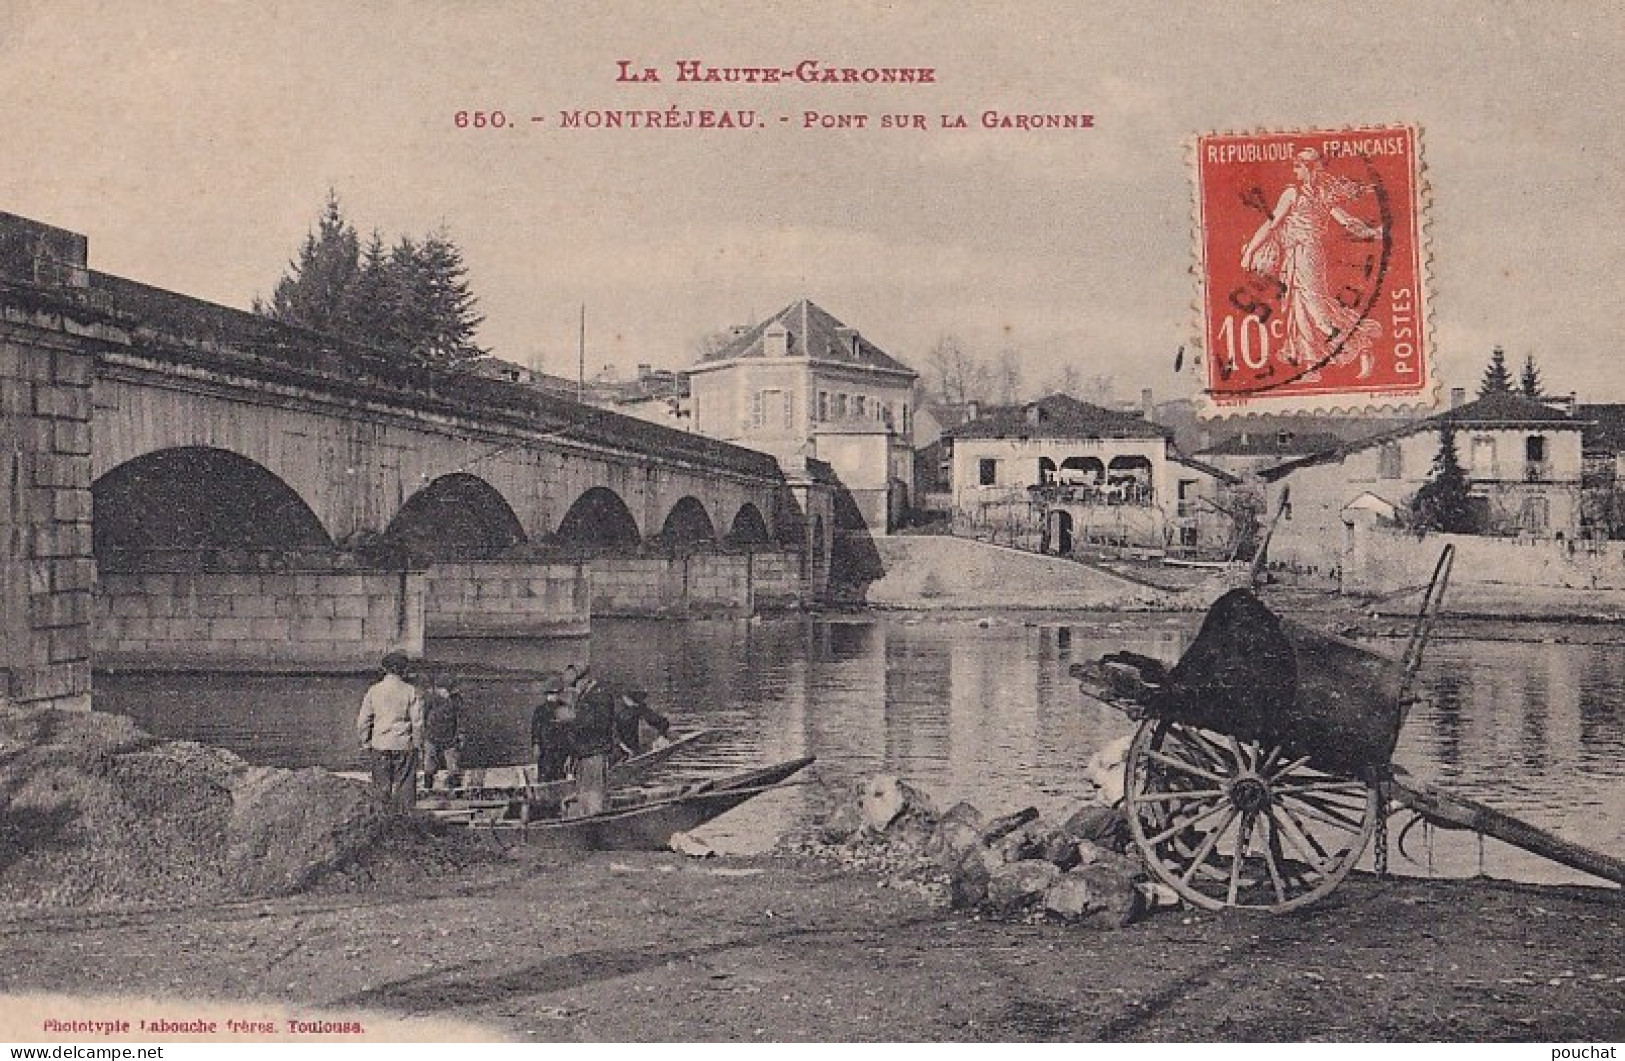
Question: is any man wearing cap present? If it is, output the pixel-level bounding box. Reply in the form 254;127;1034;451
357;651;425;810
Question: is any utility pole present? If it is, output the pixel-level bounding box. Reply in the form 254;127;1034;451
577;303;585;403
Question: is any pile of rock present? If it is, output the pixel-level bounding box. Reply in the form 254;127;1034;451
817;773;1172;928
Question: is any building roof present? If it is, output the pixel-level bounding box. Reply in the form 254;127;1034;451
1196;430;1346;458
945;393;1169;441
699;299;917;378
1259;391;1585;482
1577;404;1625;455
1168;452;1242;485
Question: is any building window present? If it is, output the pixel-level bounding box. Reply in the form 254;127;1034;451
1378;442;1403;480
978;458;998;486
817;391;829;422
1522;495;1550;533
1471;436;1497;478
756;389;783;430
901;403;910;435
1526;435;1549;481
854;395;867;419
834;394;848;420
751;391;764;429
1177;479;1197;518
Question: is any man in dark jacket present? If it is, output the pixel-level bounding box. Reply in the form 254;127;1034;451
611;688;671;763
420;669;463;790
530;673;574;785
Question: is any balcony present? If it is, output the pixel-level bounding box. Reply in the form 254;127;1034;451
1524;460;1552;482
1028;483;1155;507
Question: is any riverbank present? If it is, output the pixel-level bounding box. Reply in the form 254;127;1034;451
2;843;1622;1043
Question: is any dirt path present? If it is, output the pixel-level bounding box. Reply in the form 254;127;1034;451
2;847;1622;1042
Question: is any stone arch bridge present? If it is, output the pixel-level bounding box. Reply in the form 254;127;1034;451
0;213;832;700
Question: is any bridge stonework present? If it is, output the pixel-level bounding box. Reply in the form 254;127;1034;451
0;307;95;707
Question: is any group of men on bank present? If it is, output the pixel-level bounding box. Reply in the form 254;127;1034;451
355;650;670;815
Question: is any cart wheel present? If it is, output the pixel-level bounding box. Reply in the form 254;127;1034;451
1124;718;1379;913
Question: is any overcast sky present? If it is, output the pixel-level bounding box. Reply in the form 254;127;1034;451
3;1;1621;406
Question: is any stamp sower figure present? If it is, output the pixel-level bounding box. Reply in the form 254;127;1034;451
563;663;617;817
530;673;573;784
1240;147;1384;379
420;668;463;791
357;650;424;811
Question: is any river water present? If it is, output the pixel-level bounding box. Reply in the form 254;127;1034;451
100;613;1625;887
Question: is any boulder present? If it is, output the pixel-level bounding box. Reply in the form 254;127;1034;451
1059;803;1133;854
985;859;1061;913
819;794;865;844
948;841;1002;909
1070;859;1147;928
994;820;1048;864
925;819;986;870
980;806;1038;846
1042;872;1093;920
857;775;940;849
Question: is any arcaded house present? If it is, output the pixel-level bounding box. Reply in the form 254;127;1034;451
686;300;917;533
1257;391;1587;575
944;394;1239;557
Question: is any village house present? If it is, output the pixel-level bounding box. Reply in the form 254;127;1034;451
1257;390;1588;576
943;394;1239;558
1195;429;1348;479
685;299;917;533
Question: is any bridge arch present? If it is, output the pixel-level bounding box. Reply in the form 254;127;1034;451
92;446;332;561
656;496;717;549
556;486;641;551
726;503;771;546
385;473;526;561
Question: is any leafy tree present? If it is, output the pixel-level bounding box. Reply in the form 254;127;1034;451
1478;345;1513;398
1519;353;1544;398
1408;421;1480;534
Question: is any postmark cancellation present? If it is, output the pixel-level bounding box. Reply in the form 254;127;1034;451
1193;124;1432;417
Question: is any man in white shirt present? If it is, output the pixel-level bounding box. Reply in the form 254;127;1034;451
357;650;425;810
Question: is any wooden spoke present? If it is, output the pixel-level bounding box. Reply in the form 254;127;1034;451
1228;811;1255;906
1266;753;1315;781
1276;799;1335;863
1278;793;1366;832
1146;798;1232;847
1145;748;1226;785
1131;788;1226;805
1176;726;1237;771
1260;825;1289;904
1266;805;1332;880
1178;806;1239;885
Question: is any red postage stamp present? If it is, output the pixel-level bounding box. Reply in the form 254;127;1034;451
1194;125;1429;414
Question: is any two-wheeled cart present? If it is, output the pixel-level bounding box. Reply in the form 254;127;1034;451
1076;546;1625;912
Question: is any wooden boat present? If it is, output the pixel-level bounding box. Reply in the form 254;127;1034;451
326;729;716;794
431;755;818;851
436;728;714;800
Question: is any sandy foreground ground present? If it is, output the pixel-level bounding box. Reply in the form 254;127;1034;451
2;843;1622;1044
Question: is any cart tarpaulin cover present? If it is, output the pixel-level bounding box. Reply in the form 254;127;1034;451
1153;589;1405;776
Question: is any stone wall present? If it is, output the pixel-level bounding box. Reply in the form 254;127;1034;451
588;549;806;617
92;570;424;672
1344;522;1625;612
0;317;94;708
425;561;590;638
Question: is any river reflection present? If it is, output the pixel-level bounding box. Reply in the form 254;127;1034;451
100;614;1625;886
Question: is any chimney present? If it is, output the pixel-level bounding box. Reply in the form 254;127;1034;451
764;323;790;358
637;363;651;380
965;400;980;421
1451;387;1466;409
1140;388;1154;420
